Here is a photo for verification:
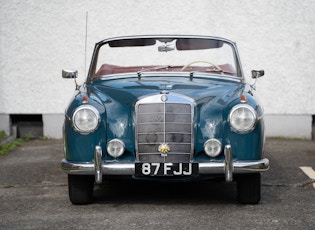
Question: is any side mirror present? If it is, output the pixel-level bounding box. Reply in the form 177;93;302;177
251;70;264;79
62;69;78;79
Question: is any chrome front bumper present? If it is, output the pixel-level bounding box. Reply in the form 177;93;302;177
61;145;269;184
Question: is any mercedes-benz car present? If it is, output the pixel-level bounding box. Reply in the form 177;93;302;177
61;35;269;205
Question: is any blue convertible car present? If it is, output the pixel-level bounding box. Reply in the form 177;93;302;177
61;35;269;205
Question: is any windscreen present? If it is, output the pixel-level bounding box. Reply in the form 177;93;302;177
93;37;240;77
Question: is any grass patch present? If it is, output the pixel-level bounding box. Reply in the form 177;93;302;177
0;131;6;142
23;134;32;142
0;130;51;156
39;135;49;141
0;138;22;156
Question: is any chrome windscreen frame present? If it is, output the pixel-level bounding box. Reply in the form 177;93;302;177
87;35;245;83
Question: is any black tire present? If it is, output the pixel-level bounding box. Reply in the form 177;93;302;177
68;175;94;205
237;173;261;205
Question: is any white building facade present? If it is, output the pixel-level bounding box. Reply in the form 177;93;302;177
1;0;314;139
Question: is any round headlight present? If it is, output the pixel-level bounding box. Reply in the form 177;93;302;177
229;104;257;133
204;139;222;157
72;105;100;134
107;139;125;158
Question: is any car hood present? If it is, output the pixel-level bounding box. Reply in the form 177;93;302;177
90;76;244;107
88;76;244;142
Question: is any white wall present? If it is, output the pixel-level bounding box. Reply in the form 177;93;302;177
1;0;315;138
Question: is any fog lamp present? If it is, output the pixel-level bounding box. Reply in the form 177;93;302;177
204;139;222;157
107;139;125;158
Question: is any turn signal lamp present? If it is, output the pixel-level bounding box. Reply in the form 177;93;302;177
240;94;247;103
82;95;89;104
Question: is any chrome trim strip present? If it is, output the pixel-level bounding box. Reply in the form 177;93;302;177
61;160;95;174
61;160;135;175
61;158;269;176
98;35;236;47
95;72;242;82
199;158;269;174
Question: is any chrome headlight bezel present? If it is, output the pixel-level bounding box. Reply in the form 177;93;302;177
229;104;257;133
72;105;100;134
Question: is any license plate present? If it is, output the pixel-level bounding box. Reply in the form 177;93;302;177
135;163;198;176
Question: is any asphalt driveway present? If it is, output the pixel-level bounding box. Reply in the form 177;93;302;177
0;138;314;229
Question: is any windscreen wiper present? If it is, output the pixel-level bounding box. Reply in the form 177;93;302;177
189;69;235;80
137;65;181;79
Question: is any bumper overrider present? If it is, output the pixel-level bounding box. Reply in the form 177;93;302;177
61;145;269;184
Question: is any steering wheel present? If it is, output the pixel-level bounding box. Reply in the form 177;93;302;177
181;60;222;72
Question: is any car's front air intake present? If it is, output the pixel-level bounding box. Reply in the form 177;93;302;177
135;93;194;163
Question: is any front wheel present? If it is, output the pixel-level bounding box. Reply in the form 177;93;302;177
68;175;94;205
237;173;261;204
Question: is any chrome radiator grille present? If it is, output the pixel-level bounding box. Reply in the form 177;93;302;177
136;94;193;163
